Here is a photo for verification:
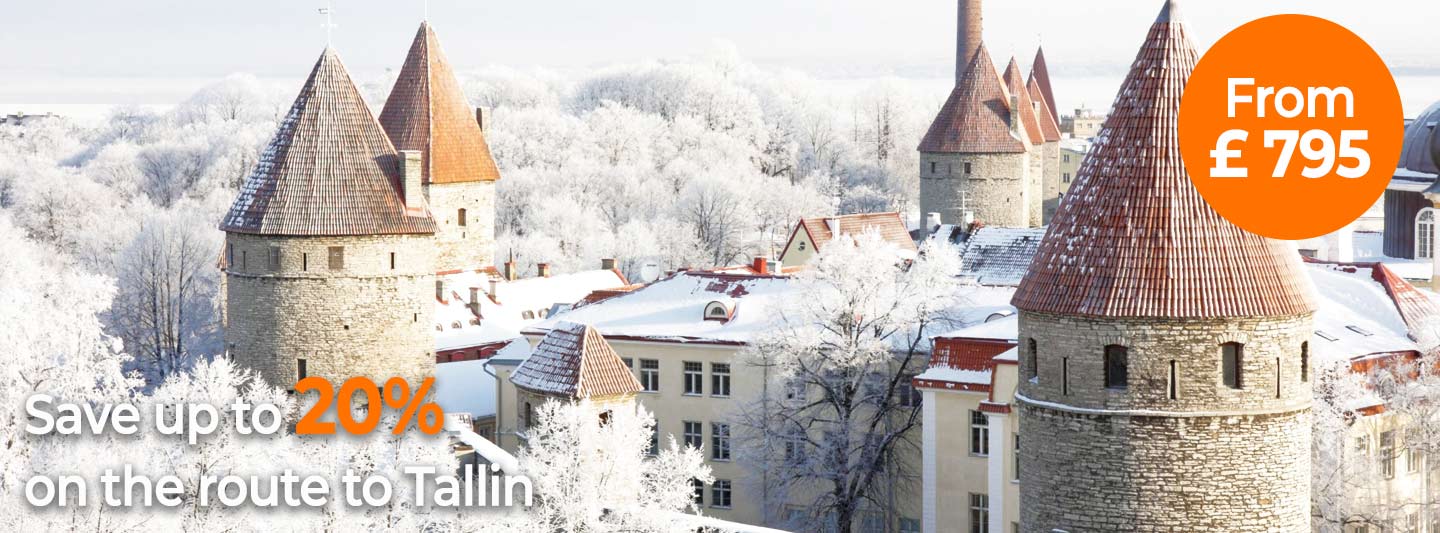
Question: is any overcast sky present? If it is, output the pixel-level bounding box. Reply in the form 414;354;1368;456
3;0;1438;110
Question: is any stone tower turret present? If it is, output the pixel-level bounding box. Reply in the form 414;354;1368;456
220;47;438;387
1011;2;1316;531
380;22;500;273
1026;49;1063;223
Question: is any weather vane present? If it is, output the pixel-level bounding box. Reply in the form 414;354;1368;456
318;1;337;46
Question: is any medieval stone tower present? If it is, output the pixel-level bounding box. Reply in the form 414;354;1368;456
919;0;1060;229
380;22;501;273
1011;2;1315;531
221;48;438;387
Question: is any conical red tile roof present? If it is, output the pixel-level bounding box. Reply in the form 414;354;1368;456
511;321;642;399
1002;58;1043;146
1027;77;1061;142
380;22;501;185
221;48;436;236
919;44;1025;154
1027;47;1058;122
1011;1;1314;319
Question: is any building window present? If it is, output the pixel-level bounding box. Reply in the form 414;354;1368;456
969;493;989;533
1168;360;1179;400
1063;154;1071;163
712;423;731;461
623;357;633;368
268;247;281;270
969;410;989;456
524;402;534;430
327;246;345;271
1222;342;1244;389
1104;345;1128;389
1356;435;1370;457
683;362;704;395
692;479;704;506
711;480;732;509
1300;341;1310;382
1418;209;1435;259
640;359;660;392
899;518;921;533
964;162;973;175
457;208;467;227
1381;430;1396;479
241;250;248;270
930;161;938;174
1061;357;1070;395
1062;172;1071;183
711;363;731;397
683;421;703;449
1013;434;1020;481
784;378;806;403
390;252;396;270
302;252;308;271
1408;429;1423;474
649;423;659;456
297;358;307;380
784;428;805;464
898;375;921;407
226;243;234;266
1026;338;1038;380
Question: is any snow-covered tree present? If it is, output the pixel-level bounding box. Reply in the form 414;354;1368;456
736;230;963;532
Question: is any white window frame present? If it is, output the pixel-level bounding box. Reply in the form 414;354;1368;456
683;361;704;396
970;410;989;456
1418;208;1436;260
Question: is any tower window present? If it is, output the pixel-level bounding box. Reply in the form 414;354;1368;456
1103;345;1128;389
1222;342;1244;389
226;243;234;266
390;252;396;270
458;208;467;227
1061;357;1069;395
1026;338;1038;380
297;358;307;380
1275;357;1282;399
268;247;282;271
964;162;973;175
328;246;345;271
241;250;248;271
930;161;938;174
1168;360;1179;400
1301;341;1310;382
302;253;308;271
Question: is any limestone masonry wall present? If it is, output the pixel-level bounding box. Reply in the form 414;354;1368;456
426;180;497;271
224;232;436;388
919;151;1031;227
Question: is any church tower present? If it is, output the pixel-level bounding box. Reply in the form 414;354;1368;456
1012;2;1315;531
380;22;501;273
221;48;439;387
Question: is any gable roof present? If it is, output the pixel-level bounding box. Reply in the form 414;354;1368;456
1011;0;1314;319
510;321;641;399
379;22;501;185
956;226;1045;287
1027;46;1059;122
221;48;436;236
919;44;1026;154
1002;58;1043;146
784;212;918;261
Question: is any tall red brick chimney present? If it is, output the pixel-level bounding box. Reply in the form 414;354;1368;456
956;0;983;86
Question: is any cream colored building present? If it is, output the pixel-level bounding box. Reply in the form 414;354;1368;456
1060;107;1105;140
1057;138;1090;200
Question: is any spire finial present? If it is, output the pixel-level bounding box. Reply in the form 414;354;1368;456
1157;0;1183;24
319;1;337;46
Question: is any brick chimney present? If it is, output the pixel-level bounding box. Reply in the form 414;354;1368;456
400;150;424;210
435;278;449;303
538;263;551;278
752;256;769;275
468;287;481;315
503;260;517;281
601;258;617;270
488;279;501;302
956;0;983;86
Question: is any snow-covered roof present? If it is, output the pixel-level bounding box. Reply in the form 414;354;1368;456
510;321;641;399
956;227;1044;287
526;272;796;345
1060;137;1092;153
433;359;498;418
936;313;1017;342
914;366;992;386
1307;262;1425;363
434;268;628;351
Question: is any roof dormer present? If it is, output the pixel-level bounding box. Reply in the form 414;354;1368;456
704;300;736;323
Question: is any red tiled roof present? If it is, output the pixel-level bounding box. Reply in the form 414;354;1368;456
510;321;642;399
380;23;501;185
1368;263;1440;351
919;44;1026;154
1012;1;1314;319
1002;58;1043;146
794;212;918;255
1027;76;1062;143
221;48;436;236
1028;46;1059;123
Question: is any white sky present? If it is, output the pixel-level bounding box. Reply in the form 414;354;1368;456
2;0;1438;111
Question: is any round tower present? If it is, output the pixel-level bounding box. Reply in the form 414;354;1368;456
1010;2;1316;531
380;22;500;273
221;48;438;388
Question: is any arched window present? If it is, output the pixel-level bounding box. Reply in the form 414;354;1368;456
1103;345;1127;389
1417;209;1435;259
1222;342;1244;389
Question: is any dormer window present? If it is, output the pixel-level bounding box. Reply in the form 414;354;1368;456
704;301;735;322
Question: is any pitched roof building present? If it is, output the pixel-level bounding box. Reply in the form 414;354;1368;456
221;48;436;236
779;212;917;267
510;321;641;400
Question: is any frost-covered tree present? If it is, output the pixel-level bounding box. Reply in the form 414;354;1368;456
736;230;963;532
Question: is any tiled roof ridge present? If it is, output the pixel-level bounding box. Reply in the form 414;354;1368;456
1002;57;1044;146
919;43;1026;154
1011;0;1314;319
379;22;501;185
220;48;436;236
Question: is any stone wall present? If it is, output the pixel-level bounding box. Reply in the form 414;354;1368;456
426;180;497;272
1040;141;1061;223
919;151;1031;228
224;232;437;388
1015;311;1313;532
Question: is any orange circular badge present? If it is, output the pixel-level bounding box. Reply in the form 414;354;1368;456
1178;14;1403;240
